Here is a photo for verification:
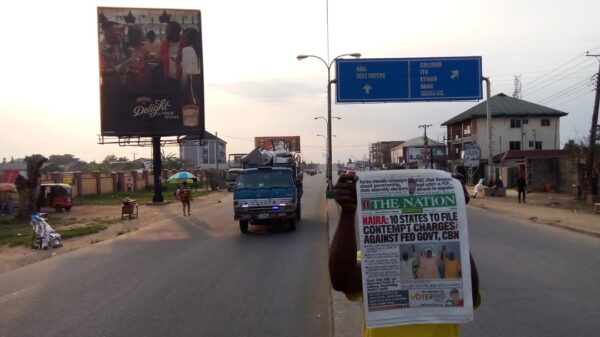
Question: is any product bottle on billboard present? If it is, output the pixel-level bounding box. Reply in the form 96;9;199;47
182;74;200;127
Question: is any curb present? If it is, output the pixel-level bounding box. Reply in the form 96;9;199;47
327;197;362;337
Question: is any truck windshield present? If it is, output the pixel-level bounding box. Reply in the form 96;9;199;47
226;171;241;181
236;170;293;189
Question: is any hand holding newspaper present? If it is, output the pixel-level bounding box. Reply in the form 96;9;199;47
356;169;473;328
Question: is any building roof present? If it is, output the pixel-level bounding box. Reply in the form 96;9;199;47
400;136;441;147
442;93;568;125
180;131;226;144
493;149;569;162
0;163;27;171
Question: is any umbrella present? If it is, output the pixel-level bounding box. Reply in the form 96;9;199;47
167;172;198;184
0;183;17;193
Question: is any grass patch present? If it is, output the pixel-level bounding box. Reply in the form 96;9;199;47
0;233;31;247
0;223;109;247
76;189;211;206
58;224;108;240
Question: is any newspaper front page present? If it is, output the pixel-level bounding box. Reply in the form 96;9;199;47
356;169;473;328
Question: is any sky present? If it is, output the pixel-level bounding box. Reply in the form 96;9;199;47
0;0;599;165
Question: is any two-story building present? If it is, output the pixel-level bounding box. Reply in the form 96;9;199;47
442;93;570;188
369;141;404;169
390;136;446;169
179;132;227;169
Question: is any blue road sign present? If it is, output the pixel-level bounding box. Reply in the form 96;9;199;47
336;57;482;103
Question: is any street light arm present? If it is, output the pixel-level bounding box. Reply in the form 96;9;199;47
328;53;362;68
297;54;328;68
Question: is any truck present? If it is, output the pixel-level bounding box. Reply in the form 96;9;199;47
232;146;303;233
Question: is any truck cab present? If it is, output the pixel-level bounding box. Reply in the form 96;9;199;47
233;167;301;233
225;168;244;191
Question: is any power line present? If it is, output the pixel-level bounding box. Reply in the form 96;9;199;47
525;58;596;96
525;46;600;89
537;76;594;105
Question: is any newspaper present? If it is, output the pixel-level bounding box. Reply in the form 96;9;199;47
356;169;473;328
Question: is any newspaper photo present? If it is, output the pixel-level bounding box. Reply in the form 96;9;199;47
356;169;473;328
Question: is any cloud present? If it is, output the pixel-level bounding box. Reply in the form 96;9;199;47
211;79;321;103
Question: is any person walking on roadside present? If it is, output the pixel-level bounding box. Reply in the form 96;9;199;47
176;181;192;215
517;175;527;203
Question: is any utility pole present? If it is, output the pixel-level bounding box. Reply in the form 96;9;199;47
586;52;600;197
418;124;433;168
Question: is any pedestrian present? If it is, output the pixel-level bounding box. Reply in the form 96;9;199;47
176;181;192;215
471;178;484;198
329;173;481;337
126;179;133;193
517;175;527;203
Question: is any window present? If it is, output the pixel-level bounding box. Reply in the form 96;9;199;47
535;141;542;150
510;119;521;128
528;141;534;148
509;141;521;150
522;119;528;124
541;119;550;126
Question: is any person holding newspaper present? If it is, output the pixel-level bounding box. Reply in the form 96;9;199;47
329;172;481;337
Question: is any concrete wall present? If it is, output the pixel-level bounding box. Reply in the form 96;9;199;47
526;157;578;192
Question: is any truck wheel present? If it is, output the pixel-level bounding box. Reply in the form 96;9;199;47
290;218;296;231
65;207;72;212
239;220;249;233
296;203;301;220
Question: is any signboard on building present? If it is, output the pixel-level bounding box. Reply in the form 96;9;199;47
336;57;482;103
407;147;445;169
254;136;301;152
462;145;481;167
98;7;204;137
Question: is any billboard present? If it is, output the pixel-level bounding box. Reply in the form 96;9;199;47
254;136;301;152
98;7;204;137
407;146;446;169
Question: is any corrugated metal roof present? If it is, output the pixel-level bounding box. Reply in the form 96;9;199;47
400;136;441;147
180;131;226;143
493;149;569;162
442;93;568;125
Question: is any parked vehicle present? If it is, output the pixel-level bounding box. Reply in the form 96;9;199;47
38;183;73;212
225;168;244;191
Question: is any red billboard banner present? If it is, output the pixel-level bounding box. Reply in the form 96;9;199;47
98;7;204;137
254;136;301;152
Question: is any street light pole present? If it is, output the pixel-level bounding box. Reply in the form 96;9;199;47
315;116;340;181
298;53;361;196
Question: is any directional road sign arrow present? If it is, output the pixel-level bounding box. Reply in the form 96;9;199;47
363;84;372;94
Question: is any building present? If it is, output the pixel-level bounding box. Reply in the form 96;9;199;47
179;132;227;169
390;136;446;169
442;93;568;168
369;141;404;169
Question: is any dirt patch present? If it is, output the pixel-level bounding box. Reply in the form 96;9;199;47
0;191;228;274
468;188;600;236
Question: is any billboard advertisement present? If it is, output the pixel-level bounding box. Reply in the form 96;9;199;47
407;146;446;169
98;7;204;137
254;136;301;152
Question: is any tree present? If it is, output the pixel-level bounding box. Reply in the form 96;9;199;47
161;151;183;170
47;154;78;167
15;154;47;219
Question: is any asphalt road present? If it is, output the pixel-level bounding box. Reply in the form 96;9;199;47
462;207;600;337
0;175;331;337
